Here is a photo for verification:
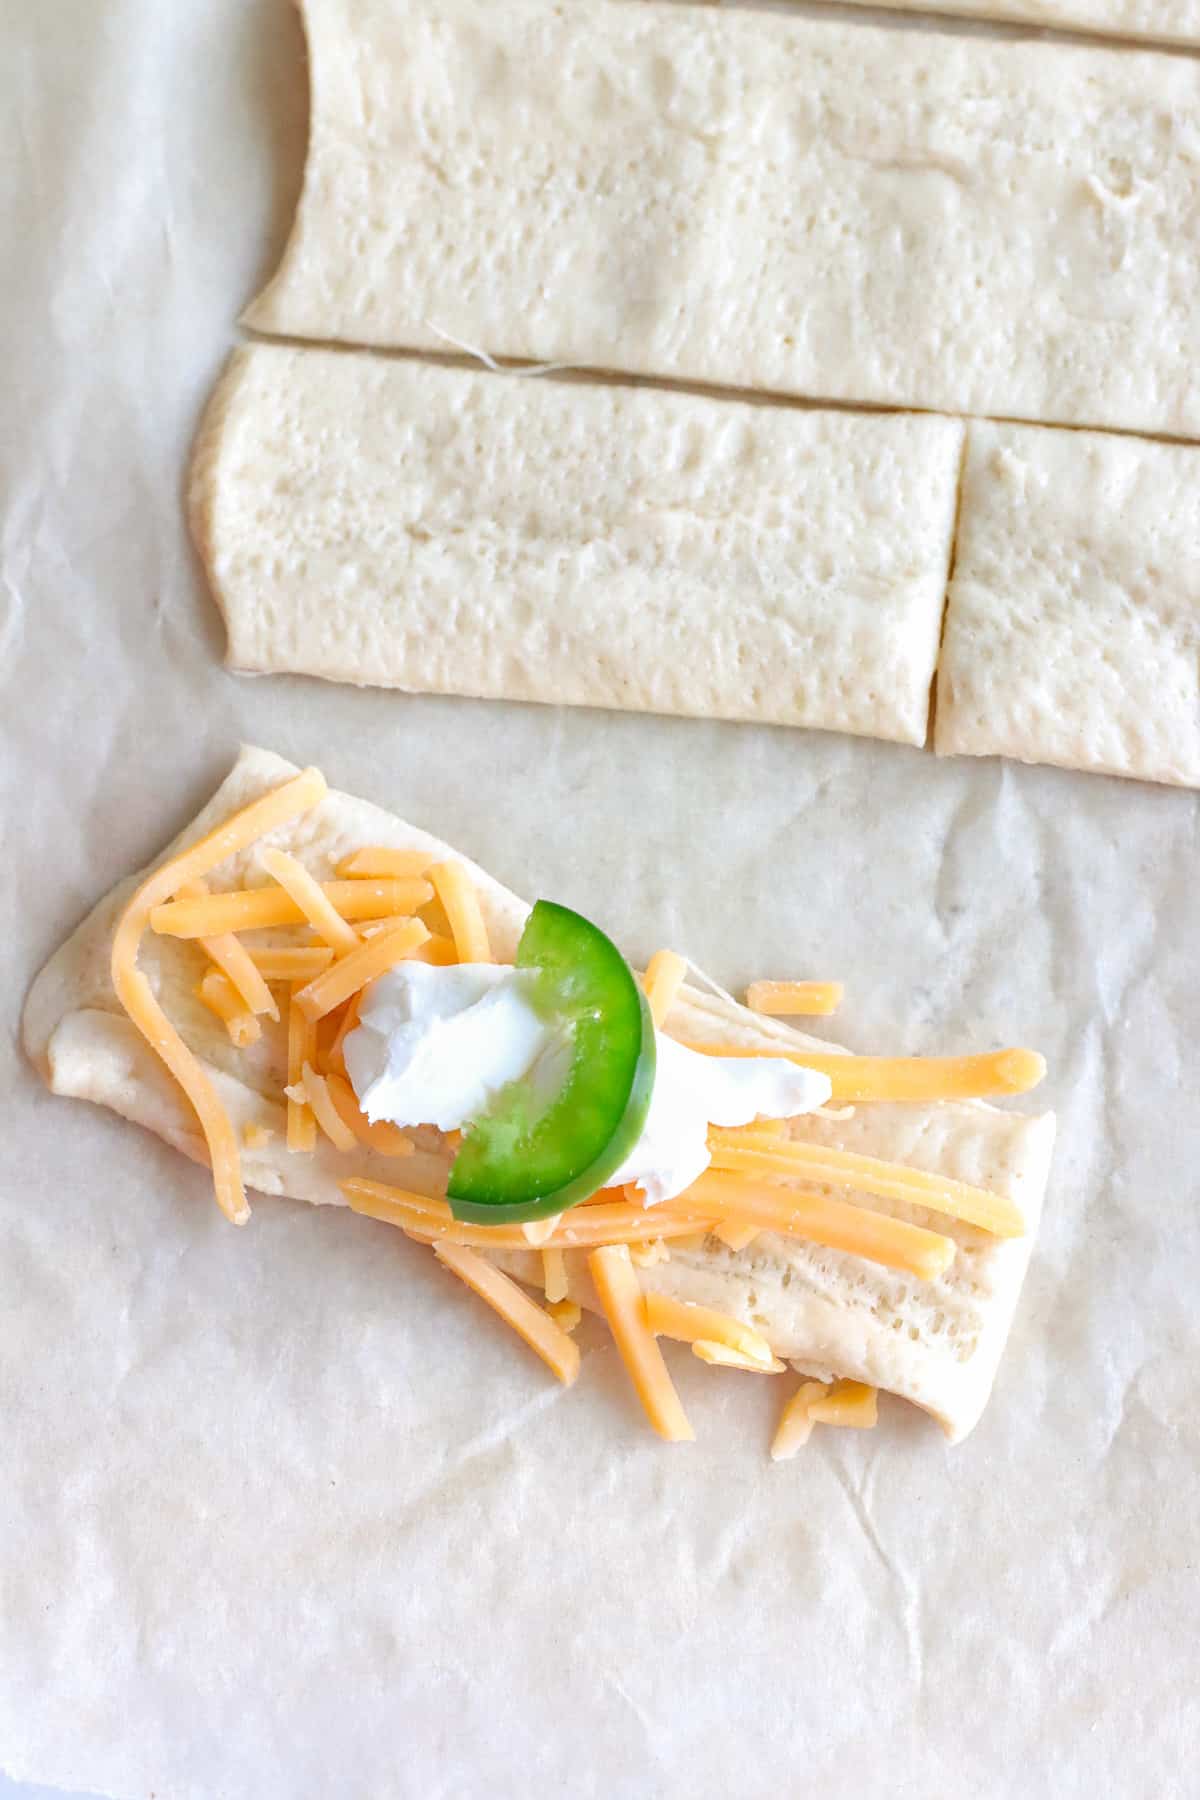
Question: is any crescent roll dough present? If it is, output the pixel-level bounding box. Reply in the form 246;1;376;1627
937;423;1200;788
190;346;962;746
23;746;1055;1440
246;0;1200;436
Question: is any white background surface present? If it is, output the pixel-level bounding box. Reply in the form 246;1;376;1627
3;3;1197;1796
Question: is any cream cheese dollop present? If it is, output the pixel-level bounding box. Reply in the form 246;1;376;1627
345;963;832;1205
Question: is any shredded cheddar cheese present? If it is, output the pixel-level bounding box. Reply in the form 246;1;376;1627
732;1118;790;1140
248;945;334;982
294;916;430;1022
259;848;361;955
712;1221;760;1252
301;1062;358;1152
521;1214;564;1247
242;1121;275;1151
195;969;262;1048
542;1246;568;1303
770;1381;828;1460
412;932;459;967
341;1181;715;1251
643;1291;776;1369
320;992;362;1079
664;1231;713;1254
806;1380;879;1428
324;1073;414;1156
692;1341;786;1373
336;846;435;879
708;1134;1024;1237
109;765;327;1225
546;1298;582;1333
286;981;317;1153
150;878;434;938
432;1242;580;1386
683;1171;957;1280
588;1245;693;1443
662;1173;957;1274
430;862;491;964
643;950;687;1028
181;879;279;1020
746;980;844;1018
677;1042;1046;1103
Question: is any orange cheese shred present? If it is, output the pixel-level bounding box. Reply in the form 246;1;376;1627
109;765;327;1225
732;1118;790;1141
708;1134;1024;1237
546;1298;582;1333
521;1214;564;1247
746;980;844;1018
248;945;334;982
432;1242;580;1386
770;1380;829;1460
430;862;491;964
336;846;435;879
806;1380;879;1428
643;950;688;1029
712;1221;760;1252
301;1062;358;1152
341;1181;713;1252
294;916;430;1022
150;878;434;938
321;991;363;1079
195;969;261;1048
683;1171;956;1280
628;1240;671;1268
678;1042;1046;1103
286;981;317;1153
664;1232;710;1254
541;1246;568;1303
588;1245;694;1443
411;932;459;967
692;1341;786;1373
260;848;360;955
180;879;279;1020
324;1074;414;1157
643;1291;776;1369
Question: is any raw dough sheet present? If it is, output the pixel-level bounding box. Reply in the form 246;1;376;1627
193;346;962;745
3;4;1199;1799
248;0;1200;436
936;421;1200;786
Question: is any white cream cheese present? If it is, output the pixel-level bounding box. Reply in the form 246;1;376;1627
345;963;833;1204
343;962;547;1133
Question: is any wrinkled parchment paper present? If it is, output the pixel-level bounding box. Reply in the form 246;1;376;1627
3;4;1198;1796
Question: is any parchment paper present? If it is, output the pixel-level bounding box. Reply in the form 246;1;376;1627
2;4;1197;1796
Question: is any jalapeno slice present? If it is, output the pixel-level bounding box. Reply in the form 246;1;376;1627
446;901;656;1224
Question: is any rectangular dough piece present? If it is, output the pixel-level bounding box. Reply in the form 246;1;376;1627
244;0;1200;437
22;746;1055;1441
831;0;1200;50
189;346;964;746
935;422;1200;788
